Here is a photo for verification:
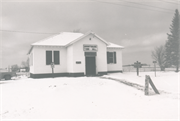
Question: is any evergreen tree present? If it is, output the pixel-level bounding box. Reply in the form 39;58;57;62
165;9;180;72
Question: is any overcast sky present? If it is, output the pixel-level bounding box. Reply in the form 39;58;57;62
0;0;179;68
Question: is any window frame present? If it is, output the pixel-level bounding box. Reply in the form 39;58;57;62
46;51;52;65
53;51;60;65
46;50;60;65
107;51;116;64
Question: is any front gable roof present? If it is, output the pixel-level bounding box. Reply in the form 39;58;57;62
31;31;109;47
65;31;110;47
27;31;124;54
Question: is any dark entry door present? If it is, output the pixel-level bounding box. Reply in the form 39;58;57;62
85;57;96;76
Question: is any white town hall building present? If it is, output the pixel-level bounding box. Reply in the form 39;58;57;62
28;31;124;78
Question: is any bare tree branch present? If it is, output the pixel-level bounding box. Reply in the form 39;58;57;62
151;45;166;71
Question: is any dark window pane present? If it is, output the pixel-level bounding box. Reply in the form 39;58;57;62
109;57;113;63
107;52;108;64
54;51;60;65
46;51;52;65
107;52;114;64
114;52;116;64
109;52;113;58
109;52;113;63
107;52;110;64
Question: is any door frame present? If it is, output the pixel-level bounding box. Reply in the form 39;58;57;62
84;52;97;76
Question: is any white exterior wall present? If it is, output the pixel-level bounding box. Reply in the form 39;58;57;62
107;48;123;71
30;33;123;75
33;46;67;74
72;34;107;74
67;45;74;73
29;49;34;73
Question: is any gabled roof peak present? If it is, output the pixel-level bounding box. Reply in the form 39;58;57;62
65;31;110;47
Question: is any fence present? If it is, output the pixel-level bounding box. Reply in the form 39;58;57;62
123;66;176;72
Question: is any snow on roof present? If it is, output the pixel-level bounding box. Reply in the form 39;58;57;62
107;42;124;49
32;32;84;46
31;32;123;48
28;32;124;54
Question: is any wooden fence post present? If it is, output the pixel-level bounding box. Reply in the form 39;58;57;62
145;75;149;95
148;75;160;94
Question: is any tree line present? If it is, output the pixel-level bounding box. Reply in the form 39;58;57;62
11;58;29;72
151;9;180;72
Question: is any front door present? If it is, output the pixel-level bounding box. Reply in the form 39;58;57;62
85;57;96;76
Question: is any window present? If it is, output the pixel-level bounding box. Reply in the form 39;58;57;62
46;51;60;65
46;51;52;65
107;52;116;64
54;51;60;64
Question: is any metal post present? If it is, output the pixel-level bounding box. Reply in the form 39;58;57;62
51;62;55;78
153;61;157;77
137;66;139;76
52;67;54;78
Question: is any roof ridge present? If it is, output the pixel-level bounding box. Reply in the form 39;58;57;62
31;33;60;45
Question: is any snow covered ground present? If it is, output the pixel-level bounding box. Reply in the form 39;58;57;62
0;72;179;121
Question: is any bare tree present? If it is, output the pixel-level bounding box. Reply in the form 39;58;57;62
21;58;30;72
11;64;19;72
151;45;166;71
21;61;27;67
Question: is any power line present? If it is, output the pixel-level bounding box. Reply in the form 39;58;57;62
119;0;175;11
92;0;173;14
0;30;59;34
163;0;178;3
169;0;178;2
158;0;178;5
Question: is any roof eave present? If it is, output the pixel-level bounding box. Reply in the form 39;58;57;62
65;33;88;47
93;33;110;45
65;31;110;47
32;44;65;47
27;46;33;55
107;45;124;49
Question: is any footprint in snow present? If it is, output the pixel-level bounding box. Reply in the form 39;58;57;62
49;85;57;88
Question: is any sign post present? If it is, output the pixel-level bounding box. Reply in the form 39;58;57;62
153;61;157;77
133;61;142;76
51;62;55;78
